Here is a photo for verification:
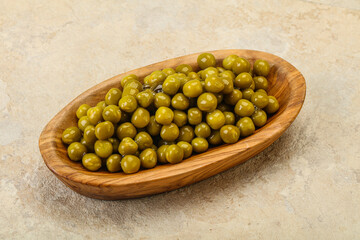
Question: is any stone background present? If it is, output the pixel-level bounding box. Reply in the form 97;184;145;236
0;0;359;239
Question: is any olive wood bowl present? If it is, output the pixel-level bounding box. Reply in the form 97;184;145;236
39;49;306;200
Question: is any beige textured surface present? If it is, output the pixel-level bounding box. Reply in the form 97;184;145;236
1;0;359;239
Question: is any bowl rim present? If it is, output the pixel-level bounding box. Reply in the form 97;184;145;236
39;49;306;190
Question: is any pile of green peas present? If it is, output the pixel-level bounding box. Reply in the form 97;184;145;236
62;53;279;173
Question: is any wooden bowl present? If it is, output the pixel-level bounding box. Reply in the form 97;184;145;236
39;49;306;200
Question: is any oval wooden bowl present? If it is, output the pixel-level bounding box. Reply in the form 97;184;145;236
39;49;306;200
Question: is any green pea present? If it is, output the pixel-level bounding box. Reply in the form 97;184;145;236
106;154;122;172
82;153;102;171
62;127;81;144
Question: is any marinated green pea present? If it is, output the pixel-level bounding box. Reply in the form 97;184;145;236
252;109;267;127
148;74;165;87
220;125;240;144
82;153;102;171
188;72;200;80
122;87;139;97
121;155;140;174
264;96;279;114
234;72;253;89
191;137;209;153
83;125;96;143
105;88;122;106
95;121;114;140
224;89;242;105
143;75;151;85
121;74;138;88
197;53;216;70
217;103;232;112
155;107;174;125
205;75;225;93
197;70;204;79
214;93;223;104
102;105;121;124
136;90;154;108
217;66;225;73
119;95;138;113
140;148;157;169
158;139;175;147
165;144;184;164
250;80;255;90
162;75;180;95
171;93;189;110
232;57;251;74
96;101;107;111
178;125;195;142
242;88;254;101
256;89;267;94
162;68;176;77
253;76;269;90
220;76;234;94
108;137;120;153
87;106;103;125
81;137;95;152
157;145;169;164
176;73;189;87
62;127;81;144
251;92;269;108
195;122;211;138
200;80;206;90
94;140;113;158
116;122;137;140
150;70;167;83
147;116;162;136
160;123;179;141
253;59;270;77
183;79;203;98
219;70;235;80
158;140;176;146
76;104;91;119
118;137;138;156
176;64;193;75
234;99;255;117
187;107;203;125
206;110;226;130
236;117;255;137
216;94;224;105
222;55;238;70
106;154;122;172
197;93;217;112
134;132;153;150
131;107;150;128
124;79;143;92
207;130;223;145
154;92;171;108
78;116;91;132
173;110;187;127
201;67;218;79
177;141;193;159
67;142;87;161
224;111;235;125
150;144;158;151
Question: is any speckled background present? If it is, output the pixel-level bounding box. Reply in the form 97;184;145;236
1;0;359;239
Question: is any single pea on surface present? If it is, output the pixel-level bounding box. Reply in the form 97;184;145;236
62;54;279;173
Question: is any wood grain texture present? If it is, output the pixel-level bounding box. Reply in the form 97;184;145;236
38;49;306;200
